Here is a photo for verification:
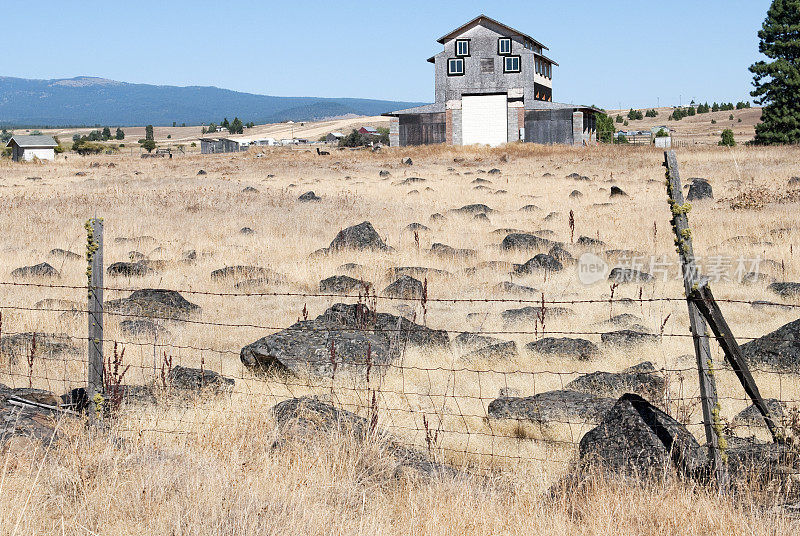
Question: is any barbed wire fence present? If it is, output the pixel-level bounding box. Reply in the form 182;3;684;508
1;279;798;468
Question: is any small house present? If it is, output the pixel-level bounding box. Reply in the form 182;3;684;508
6;135;58;162
326;132;344;143
358;127;379;136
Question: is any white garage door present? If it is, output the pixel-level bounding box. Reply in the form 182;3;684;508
462;94;508;146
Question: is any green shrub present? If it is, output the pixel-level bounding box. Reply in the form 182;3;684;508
190;142;196;147
655;128;669;137
140;139;156;152
711;119;717;124
614;134;629;144
615;115;623;123
719;129;736;146
645;109;658;118
627;108;643;120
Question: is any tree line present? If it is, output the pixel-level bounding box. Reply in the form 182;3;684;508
201;117;254;135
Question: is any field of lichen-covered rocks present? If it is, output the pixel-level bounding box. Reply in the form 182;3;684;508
0;143;799;534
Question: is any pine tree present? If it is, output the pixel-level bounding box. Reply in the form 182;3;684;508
102;126;111;140
221;118;230;130
749;0;800;144
145;125;154;141
115;127;125;140
230;117;244;134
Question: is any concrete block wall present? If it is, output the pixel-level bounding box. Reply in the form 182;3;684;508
572;111;583;146
508;102;524;142
389;117;399;147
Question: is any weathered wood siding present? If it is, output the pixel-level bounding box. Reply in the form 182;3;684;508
524;109;573;144
399;113;447;146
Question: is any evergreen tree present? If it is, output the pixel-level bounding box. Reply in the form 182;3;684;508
115;127;125;140
595;112;615;143
221;118;230;130
749;0;800;144
712;102;720;112
102;126;112;140
719;129;736;146
229;117;244;134
145;125;154;141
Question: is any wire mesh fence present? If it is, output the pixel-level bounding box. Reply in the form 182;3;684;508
1;275;798;473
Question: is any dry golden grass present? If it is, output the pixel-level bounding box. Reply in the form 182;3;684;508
0;142;799;533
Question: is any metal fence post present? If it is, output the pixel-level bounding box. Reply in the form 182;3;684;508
87;218;104;419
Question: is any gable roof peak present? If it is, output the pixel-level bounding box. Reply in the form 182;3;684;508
437;14;548;51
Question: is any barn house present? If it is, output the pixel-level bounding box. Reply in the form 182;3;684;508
200;137;255;154
385;15;598;147
6;135;59;162
326;132;344;143
358;126;379;136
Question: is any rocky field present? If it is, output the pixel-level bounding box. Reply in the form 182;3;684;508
1;142;799;533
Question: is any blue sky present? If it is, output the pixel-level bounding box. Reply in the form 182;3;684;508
5;0;771;109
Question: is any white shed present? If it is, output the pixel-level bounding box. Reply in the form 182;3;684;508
6;135;58;162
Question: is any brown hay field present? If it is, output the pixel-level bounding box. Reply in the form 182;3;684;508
0;141;799;534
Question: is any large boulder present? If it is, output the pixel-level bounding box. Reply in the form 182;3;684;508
428;243;476;259
451;203;493;215
105;289;201;320
525;337;599;360
687;179;713;201
601;330;659;346
565;370;665;405
271;396;457;479
327;221;390;252
578;394;707;479
211;265;274;281
502;306;572;325
320;275;370;294
460;341;517;363
515;254;563;273
732;398;784;428
500;233;554;251
0;384;63;444
0;332;81;365
107;261;154;277
382;275;424;299
740;318;800;372
167;365;235;395
488;390;614;425
11;262;60;279
768;282;800;298
240;303;448;378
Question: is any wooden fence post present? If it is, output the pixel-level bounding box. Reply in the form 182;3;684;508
664;151;727;486
86;218;104;419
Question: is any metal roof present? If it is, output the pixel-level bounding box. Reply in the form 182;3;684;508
437;14;548;51
6;135;58;148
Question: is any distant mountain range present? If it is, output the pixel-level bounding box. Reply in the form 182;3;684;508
0;76;427;127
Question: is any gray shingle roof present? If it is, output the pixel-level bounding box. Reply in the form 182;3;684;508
525;101;601;113
6;135;58;148
384;103;444;116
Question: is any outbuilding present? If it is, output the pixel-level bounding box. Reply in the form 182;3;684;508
6;135;59;162
326;132;344;143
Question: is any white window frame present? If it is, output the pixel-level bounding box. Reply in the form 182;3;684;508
503;55;521;73
498;38;512;55
455;39;470;57
447;58;465;76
